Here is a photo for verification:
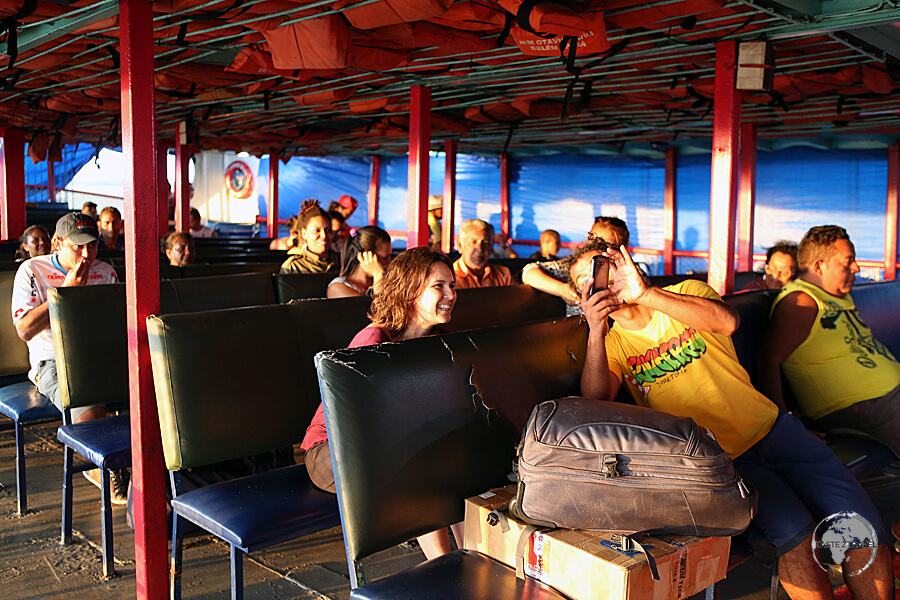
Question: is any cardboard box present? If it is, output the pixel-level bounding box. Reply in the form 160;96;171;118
464;486;730;600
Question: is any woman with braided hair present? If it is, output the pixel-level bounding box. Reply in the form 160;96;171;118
279;199;340;274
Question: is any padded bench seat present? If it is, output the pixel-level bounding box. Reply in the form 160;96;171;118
170;464;340;551
57;414;132;470
0;381;58;423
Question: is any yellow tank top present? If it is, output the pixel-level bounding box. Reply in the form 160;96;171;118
772;279;900;419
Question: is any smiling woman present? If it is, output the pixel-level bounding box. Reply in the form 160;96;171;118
300;247;461;560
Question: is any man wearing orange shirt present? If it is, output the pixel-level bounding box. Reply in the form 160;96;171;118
452;219;514;289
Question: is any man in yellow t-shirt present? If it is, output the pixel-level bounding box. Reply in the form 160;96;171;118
759;225;900;460
574;238;892;600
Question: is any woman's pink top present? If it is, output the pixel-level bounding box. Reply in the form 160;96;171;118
300;326;392;451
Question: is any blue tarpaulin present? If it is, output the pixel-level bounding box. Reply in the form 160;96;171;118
24;143;97;204
255;147;892;272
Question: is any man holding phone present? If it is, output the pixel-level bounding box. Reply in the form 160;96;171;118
571;238;893;600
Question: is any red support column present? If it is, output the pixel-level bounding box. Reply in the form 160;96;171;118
886;142;899;281
119;1;166;599
368;155;381;227
708;40;741;296
442;139;457;254
500;152;511;243
1;128;26;241
663;147;677;276
407;85;431;249
47;158;56;202
157;144;168;238
174;123;191;233
737;123;757;273
267;151;279;239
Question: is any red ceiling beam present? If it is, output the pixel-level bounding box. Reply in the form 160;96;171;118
708;40;741;296
119;1;166;599
737;123;757;273
442;139;457;255
368;155;381;227
1;128;26;241
886;142;899;281
663;147;677;276
407;85;431;249
268;151;279;239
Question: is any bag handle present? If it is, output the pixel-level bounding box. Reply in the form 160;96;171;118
610;533;660;581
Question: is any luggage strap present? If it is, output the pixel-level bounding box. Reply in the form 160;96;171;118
610;533;660;581
515;524;545;579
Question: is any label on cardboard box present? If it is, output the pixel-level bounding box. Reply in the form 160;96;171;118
464;485;730;600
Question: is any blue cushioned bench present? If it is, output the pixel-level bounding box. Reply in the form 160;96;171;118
0;270;61;515
47;273;281;578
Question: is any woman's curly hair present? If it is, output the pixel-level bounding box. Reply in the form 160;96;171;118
369;247;453;338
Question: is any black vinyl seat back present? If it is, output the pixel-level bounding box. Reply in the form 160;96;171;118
448;285;566;333
177;262;281;278
316;316;587;565
724;288;779;388
0;271;33;376
852;280;900;359
275;272;338;302
148;305;308;470
285;297;374;419
49;274;278;410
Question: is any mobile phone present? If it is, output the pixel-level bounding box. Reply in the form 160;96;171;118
589;255;610;296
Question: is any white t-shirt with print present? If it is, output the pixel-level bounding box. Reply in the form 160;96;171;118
11;253;118;382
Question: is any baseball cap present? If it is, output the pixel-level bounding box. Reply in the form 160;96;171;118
337;195;358;211
56;212;100;245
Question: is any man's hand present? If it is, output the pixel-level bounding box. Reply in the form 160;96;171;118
63;257;91;287
580;275;622;337
607;245;648;304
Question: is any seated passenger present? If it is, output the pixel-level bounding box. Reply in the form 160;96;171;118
268;216;299;251
522;215;629;313
279;200;340;274
327;226;391;298
189;207;216;238
758;226;899;458
303;247;462;560
328;194;358;221
328;209;347;254
427;194;443;250
15;224;51;261
529;229;560;262
81;201;98;220
98;206;125;250
742;241;798;292
165;231;195;267
575;238;892;600
452;219;514;288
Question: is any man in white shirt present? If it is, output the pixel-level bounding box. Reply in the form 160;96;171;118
12;212;124;502
12;212;118;423
189;208;216;238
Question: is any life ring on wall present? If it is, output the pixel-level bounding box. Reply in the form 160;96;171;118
225;160;254;200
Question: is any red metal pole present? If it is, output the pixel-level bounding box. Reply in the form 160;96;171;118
442;139;457;254
267;151;279;239
47;158;56;202
368;155;381;227
157;144;168;238
663;147;677;275
737;123;757;274
174;124;190;233
708;40;741;296
886;142;899;281
407;85;431;249
120;1;166;599
500;152;511;243
1;128;26;241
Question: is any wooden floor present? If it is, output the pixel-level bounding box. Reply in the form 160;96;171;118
2;421;898;600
